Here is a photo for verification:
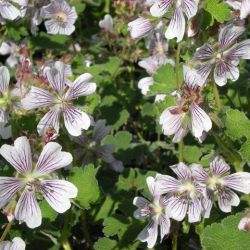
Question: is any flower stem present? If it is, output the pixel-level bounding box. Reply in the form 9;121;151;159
0;221;14;242
172;230;178;250
81;210;93;249
213;82;222;112
175;43;182;90
178;140;184;162
61;211;72;250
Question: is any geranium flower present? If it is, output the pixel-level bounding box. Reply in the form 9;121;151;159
128;17;153;39
99;14;114;33
0;237;25;249
73;120;124;172
0;41;20;67
150;0;199;42
21;61;96;137
191;156;250;217
0;136;77;228
238;210;250;232
192;24;250;86
226;0;250;19
133;176;170;249
155;162;205;223
0;0;20;21
42;0;77;35
159;66;212;142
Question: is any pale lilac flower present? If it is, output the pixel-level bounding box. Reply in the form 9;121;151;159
193;24;250;86
150;0;199;42
155;163;205;223
0;1;20;21
0;237;25;250
18;0;49;35
99;14;114;33
159;66;212;143
73;120;124;172
238;210;250;232
226;0;250;19
0;136;77;228
0;41;20;67
155;94;167;103
192;156;250;217
138;77;154;95
133;176;170;249
42;0;77;35
128;17;153;39
21;61;96;137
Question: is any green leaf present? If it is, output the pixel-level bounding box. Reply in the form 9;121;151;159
206;0;231;23
69;165;100;209
94;238;117;250
40;200;58;222
201;213;250;250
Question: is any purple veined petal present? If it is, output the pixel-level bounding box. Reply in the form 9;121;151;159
170;162;192;181
15;191;42;229
45;19;76;35
138;77;154;95
167;196;188;221
196;62;213;82
150;0;174;17
54;61;72;77
0;2;20;20
133;196;150;208
0;136;32;175
214;60;239;86
146;176;156;196
21;87;54;110
218;25;245;49
128;17;153;40
210;156;230;176
188;195;202;223
137;217;158;249
240;0;250;19
218;188;240;213
183;65;205;88
0;66;10;93
0;177;22;209
225;0;241;10
40;179;77;213
181;0;199;20
138;56;163;75
190;102;212;139
133;197;151;219
6;55;19;68
165;7;185;42
224;40;250;60
37;105;61;136
159;214;170;241
64;73;96;100
10;237;26;250
134;208;150;220
93;120;112;143
222;172;250;194
190;163;208;183
63;104;91;136
34;141;73;176
155;174;181;194
172;126;189;143
193;43;214;61
201;188;214;218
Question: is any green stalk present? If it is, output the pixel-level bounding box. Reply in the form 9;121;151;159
178;140;184;162
61;211;72;250
172;229;178;250
175;43;182;90
81;210;93;249
213;82;222;112
0;221;14;242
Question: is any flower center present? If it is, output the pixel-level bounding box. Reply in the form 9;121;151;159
55;12;67;23
207;175;221;190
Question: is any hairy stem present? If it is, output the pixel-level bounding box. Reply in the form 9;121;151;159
0;221;14;242
81;210;93;249
172;230;178;250
178;140;184;162
175;43;182;90
61;211;72;250
213;82;222;112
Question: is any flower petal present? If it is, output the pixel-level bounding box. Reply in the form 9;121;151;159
21;87;54;110
210;156;230;176
167;196;188;221
133;196;150;208
0;66;9;93
182;0;198;19
150;0;173;17
37;106;61;136
155;174;181;194
196;62;213;82
159;214;170;241
11;237;26;250
165;7;185;42
202;189;214;218
190;163;208;183
188;196;202;223
63;105;91;136
93;120;112;143
0;3;20;20
64;73;96;100
0;177;22;209
170;162;192;180
40;179;77;213
146;176;156;196
184;65;204;88
193;43;214;60
0;136;32;175
218;188;240;213
138;77;154;95
240;0;250;19
225;40;250;60
128;17;153;40
15;191;42;229
35;142;73;176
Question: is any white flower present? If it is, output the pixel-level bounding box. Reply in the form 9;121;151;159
0;41;20;67
238;210;250;232
21;61;96;137
138;77;154;95
226;0;250;19
159;66;212;142
99;14;114;33
0;136;77;228
128;17;153;39
156;163;205;223
0;0;20;20
150;0;199;42
42;0;78;35
192;156;250;217
0;237;25;250
133;176;171;249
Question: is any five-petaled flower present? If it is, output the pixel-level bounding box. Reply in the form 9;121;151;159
21;61;96;137
0;136;77;228
159;66;212;142
133;176;170;249
226;0;250;19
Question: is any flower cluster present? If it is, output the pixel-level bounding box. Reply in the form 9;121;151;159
134;156;250;248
